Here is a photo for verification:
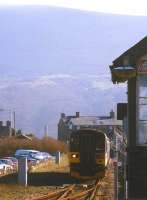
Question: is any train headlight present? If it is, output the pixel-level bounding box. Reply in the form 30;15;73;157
71;154;77;158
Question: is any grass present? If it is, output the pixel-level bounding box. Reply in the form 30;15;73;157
0;184;55;200
31;154;69;173
0;154;70;200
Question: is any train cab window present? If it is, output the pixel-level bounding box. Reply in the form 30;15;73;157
70;135;79;151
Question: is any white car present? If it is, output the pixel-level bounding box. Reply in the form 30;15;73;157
0;161;12;171
30;152;45;161
15;149;39;158
42;152;55;160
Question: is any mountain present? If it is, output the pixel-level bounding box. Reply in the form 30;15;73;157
0;6;146;137
0;74;126;137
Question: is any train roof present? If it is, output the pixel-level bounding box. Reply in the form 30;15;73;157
72;128;108;138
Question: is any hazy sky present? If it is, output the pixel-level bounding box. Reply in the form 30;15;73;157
0;0;147;16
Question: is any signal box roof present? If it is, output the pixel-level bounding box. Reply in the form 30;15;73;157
113;36;147;66
110;36;147;83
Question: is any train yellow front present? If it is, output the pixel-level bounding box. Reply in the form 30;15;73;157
68;129;110;179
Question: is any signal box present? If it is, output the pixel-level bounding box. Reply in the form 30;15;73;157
110;36;147;199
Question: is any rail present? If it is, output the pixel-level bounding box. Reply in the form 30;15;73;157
31;178;105;200
31;185;76;200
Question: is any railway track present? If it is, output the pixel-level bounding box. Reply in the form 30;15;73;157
26;161;114;200
31;178;103;200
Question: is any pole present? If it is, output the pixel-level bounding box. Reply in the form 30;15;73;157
114;132;119;200
114;163;117;200
55;151;61;165
13;111;16;136
9;111;12;137
44;125;48;137
123;117;128;200
18;156;27;186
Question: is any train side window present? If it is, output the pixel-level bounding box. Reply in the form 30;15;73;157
105;142;107;152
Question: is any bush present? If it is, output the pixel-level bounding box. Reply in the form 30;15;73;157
0;136;68;157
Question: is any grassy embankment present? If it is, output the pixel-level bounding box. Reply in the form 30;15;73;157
0;137;69;200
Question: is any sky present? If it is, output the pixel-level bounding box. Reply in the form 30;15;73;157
0;0;146;16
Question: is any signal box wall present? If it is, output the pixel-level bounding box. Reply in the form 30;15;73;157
128;78;147;198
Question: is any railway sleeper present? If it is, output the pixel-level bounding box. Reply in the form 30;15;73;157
61;187;94;200
32;187;70;200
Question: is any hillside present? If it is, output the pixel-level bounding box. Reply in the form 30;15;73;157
0;6;146;137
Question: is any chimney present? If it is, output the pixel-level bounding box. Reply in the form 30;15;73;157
76;112;80;118
110;110;115;119
61;113;65;118
44;125;49;137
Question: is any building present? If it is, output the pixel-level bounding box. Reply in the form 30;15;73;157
109;36;147;199
16;133;32;140
0;120;12;137
58;110;122;143
58;112;80;142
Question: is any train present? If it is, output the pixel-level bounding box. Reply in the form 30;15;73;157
68;129;110;179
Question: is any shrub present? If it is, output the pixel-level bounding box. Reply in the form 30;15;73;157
0;136;68;157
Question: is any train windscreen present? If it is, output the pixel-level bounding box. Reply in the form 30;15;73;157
70;134;79;151
95;134;105;153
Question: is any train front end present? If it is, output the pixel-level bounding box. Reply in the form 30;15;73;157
69;129;109;179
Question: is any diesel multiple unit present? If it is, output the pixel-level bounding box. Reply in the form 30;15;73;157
69;129;110;179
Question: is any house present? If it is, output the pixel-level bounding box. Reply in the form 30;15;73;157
58;112;80;143
0;121;13;137
58;110;122;143
16;133;32;140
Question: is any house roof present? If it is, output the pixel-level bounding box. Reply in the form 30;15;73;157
69;117;122;127
16;134;32;140
61;116;76;124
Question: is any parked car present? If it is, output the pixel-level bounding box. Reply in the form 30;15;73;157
0;163;11;171
0;160;13;171
26;154;40;165
41;152;49;160
42;152;55;160
15;149;40;165
30;152;45;161
15;149;39;158
0;159;14;169
3;157;18;170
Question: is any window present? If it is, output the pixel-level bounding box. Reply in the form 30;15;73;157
142;60;147;68
137;76;147;145
70;135;79;151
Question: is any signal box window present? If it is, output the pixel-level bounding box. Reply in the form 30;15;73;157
137;76;147;145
